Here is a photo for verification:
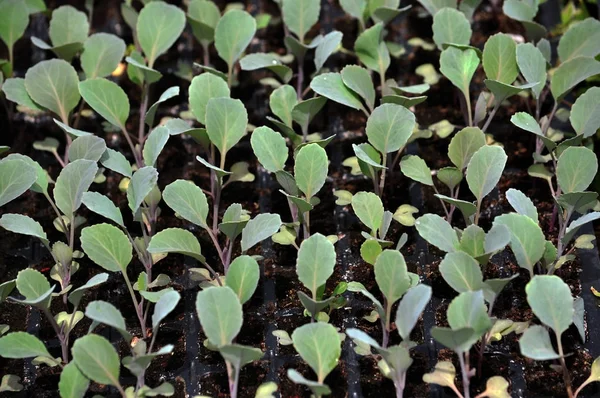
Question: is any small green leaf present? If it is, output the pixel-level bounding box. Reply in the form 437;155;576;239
516;42;546;100
439;47;480;100
81;223;132;273
526;275;574;335
506;188;538;222
282;0;320;43
557;18;600;62
79;78;129;129
422;361;458;388
81;33;126;79
296;233;336;297
68;273;109;307
163;180;209;228
189;73;230;126
269;85;297;127
152;290;180;329
361;239;382;264
145;86;179;128
570;87;600;138
48;5;88;48
127;166;158;214
240;53;292;83
72;334;121;386
466;145;507;203
187;0;220;46
493;213;545;275
147;228;204;263
241;213;282;252
374;250;411;304
84;301;130;341
352;191;384;233
0;332;51;359
556;146;598;193
206;97;248;160
482;33;517;84
396;284;432;341
24;59;80;122
292;97;327;133
0;158;37;206
251;126;288;173
215;10;256;71
439;251;484;293
381;94;427;108
54;159;98;218
226;255;260;304
550;57;600;101
341;65;375;112
68;135;107;162
137;1;185;67
0;1;29;59
2;78;44;111
430;327;476;353
294;143;328;200
415;213;459;253
143;126;169;167
447;290;491;351
393;204;419;227
366;103;415;155
340;0;367;21
59;362;89;398
292;322;341;383
196;286;243;347
315;31;343;72
354;23;390;76
219;344;264;370
503;0;536;21
510;112;555;150
126;54;162;85
432;8;471;49
437;167;463;191
0;213;47;243
400;155;433;186
310;72;366;112
100;148;132;178
287;369;331;396
519;325;559;360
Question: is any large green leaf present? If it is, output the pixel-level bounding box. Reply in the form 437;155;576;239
189;73;230;125
54;159;98;218
251;126;288;173
214;10;256;71
341;65;375;112
48;5;88;48
58;362;89;398
291;322;341;383
506;188;538;222
84;301;130;341
137;1;185;67
374;250;411;304
550;57;600;101
2;78;44;111
0;0;29;54
447;290;491;352
400;155;433;186
79;78;129;130
282;0;320;43
556;147;597;193
24;59;80;122
519;324;560;360
432;8;471;49
187;0;220;46
226;255;260;304
80;224;132;273
439;251;484;293
81;33;126;79
557;18;600;62
396;284;432;341
0;332;51;359
526;275;573;335
72;335;120;386
493;213;545;275
0;214;47;243
415;213;459;253
310;72;365;112
68;135;106;162
0;158;37;207
448;127;486;170
240;213;282;252
482;33;517;84
147;228;204;262
516;42;546;100
294;143;328;199
466;145;507;203
269;85;297;127
196;286;243;347
366;103;415;154
162;180;209;228
439;47;479;100
354;23;389;76
570;87;600;138
296;233;336;297
206;97;248;159
351;191;384;233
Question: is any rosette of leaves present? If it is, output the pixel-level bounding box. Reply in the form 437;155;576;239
196;286;263;398
347;282;432;397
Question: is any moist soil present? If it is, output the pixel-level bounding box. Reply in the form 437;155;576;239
1;0;599;397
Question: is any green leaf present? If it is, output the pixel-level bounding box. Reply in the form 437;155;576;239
68;273;109;307
2;78;44;111
448;127;486;170
196;286;243;347
163;180;209;228
270;85;298;127
422;360;458;388
14;268;52;307
564;212;600;245
352;191;384;233
241;213;282;252
361;239;382;264
145;86;179;128
187;0;220;46
189;73;230;126
292;97;327;133
570;87;600;138
459;225;485;258
417;0;457;16
482;33;517;84
1;154;47;195
432;8;471;49
353;143;385;177
152;290;180;329
206;97;248;159
341;65;375;112
439;47;480;100
527;275;573;335
85;301;130;341
294;143;328;200
415;213;459;253
447;290;491;352
400;155;433;186
0;332;51;359
72;335;121;386
0;158;36;206
81;223;132;273
79;78;129;129
484;80;538;102
516;42;546;100
315;31;343;72
68;135;106;162
0;213;47;243
292;322;341;383
282;0;320;43
437;167;463;191
296;233;336;297
219;344;264;370
226;255;260;304
510;112;555;150
366;103;415;154
251;126;288;173
506;188;538;222
503;0;536;21
381;94;427;108
126;54;162;85
340;0;367;21
557;147;597;193
59;362;89;398
143;126;169;167
81;33;126;79
100;148;132;178
287;369;331;396
557;18;600;62
466;145;507;203
310;72;366;112
519;324;559;360
374;250;411;304
430;327;476;353
147;228;205;263
493;213;545;275
0;0;28;58
48;5;88;47
24;59;80;122
137;1;185;67
54;159;98;218
240;53;293;83
396;284;432;340
126;166;158;214
215;10;256;71
354;23;390;76
440;251;484;293
550;57;600;101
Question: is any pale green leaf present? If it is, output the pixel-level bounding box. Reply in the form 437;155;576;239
556;146;597;193
81;33;126;79
80;223;132;273
251;126;288;173
72;334;120;386
196;286;243;347
526;275;573;335
466;145;507;202
163;179;209;228
282;0;320;43
226;255;260;304
79;78;129;129
137;1;185;67
366;103;415;154
296;233;336;296
241;213;282;252
432;8;471;49
189;72;230;125
415;213;459;253
215;10;256;70
54;159;98;218
292;322;341;383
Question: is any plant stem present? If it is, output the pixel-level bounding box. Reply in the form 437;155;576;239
481;100;501;134
458;352;471;398
120;126;143;168
556;334;574;398
297;54;305;101
72;100;87;130
206;228;226;267
382;298;390;348
474;198;482;226
394;371;406;398
138;83;149;144
212;178;222;235
122;271;147;338
465;91;473;127
227;64;233;88
541;102;559;138
432;184;451;220
44;193;70;243
379;155;388;196
42;307;69;364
